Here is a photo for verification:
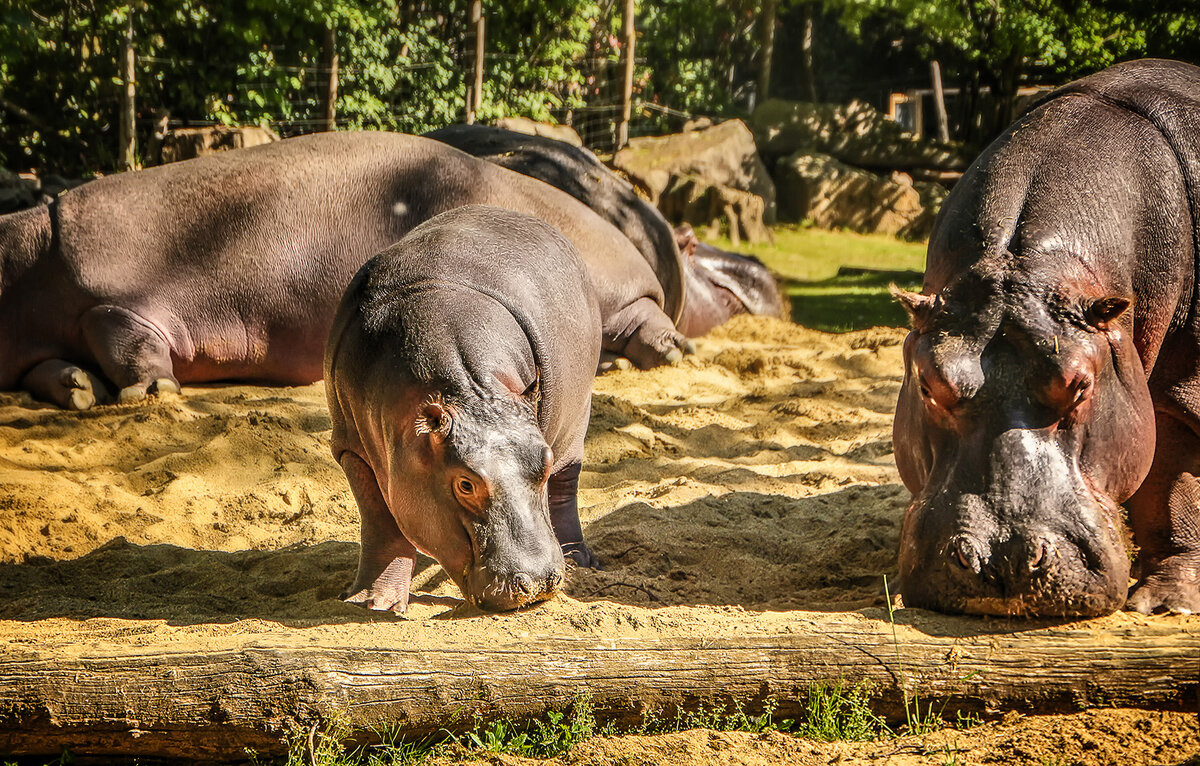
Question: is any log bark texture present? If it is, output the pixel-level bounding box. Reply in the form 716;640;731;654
0;612;1196;761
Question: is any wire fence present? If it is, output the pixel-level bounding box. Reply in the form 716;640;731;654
138;48;691;158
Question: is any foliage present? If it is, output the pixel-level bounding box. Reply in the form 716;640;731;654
823;0;1177;140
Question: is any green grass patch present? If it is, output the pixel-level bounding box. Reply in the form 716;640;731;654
249;680;968;766
710;224;927;332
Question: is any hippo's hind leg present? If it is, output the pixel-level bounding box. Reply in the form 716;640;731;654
548;462;600;569
1126;413;1200;614
602;297;692;371
339;451;418;612
80;305;181;404
21;359;112;410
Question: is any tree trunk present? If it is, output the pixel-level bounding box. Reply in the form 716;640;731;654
0;614;1195;760
756;0;777;102
118;7;136;172
465;0;484;124
617;0;636;149
800;1;816;102
930;60;950;142
321;23;338;131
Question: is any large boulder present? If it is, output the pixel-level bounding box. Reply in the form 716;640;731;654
775;151;948;240
159;125;280;164
613;119;776;243
751;98;968;172
494;117;583;147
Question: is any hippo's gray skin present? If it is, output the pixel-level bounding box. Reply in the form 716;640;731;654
0;131;687;410
327;206;602;611
893;59;1200;617
424;124;786;337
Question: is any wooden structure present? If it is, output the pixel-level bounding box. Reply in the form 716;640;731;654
0;611;1195;761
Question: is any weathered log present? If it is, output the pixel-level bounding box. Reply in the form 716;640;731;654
0;607;1195;761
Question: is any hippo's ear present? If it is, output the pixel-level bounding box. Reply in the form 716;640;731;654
415;395;452;441
890;284;936;329
1086;296;1132;327
674;224;698;259
521;369;541;416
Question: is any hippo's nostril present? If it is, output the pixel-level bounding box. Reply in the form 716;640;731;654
948;536;981;573
512;573;535;597
1028;539;1051;572
547;569;564;590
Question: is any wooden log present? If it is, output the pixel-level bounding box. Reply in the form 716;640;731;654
616;0;636;149
0;609;1195;760
118;7;136;172
321;23;339;132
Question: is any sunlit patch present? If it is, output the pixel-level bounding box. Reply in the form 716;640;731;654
392;201;408;216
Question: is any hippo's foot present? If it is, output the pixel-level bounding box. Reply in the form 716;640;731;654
1127;557;1200;614
562;541;601;570
117;377;181;405
343;583;411;613
20;359;112;410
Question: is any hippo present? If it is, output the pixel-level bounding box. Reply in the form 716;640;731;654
892;58;1200;617
326;206;602;610
424;123;786;336
0;131;687;410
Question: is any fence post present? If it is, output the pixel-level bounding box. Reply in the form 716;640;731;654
466;0;484;124
322;23;338;131
930;60;950;142
616;0;635;149
118;6;136;171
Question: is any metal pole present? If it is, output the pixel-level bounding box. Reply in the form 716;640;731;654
118;7;136;171
617;0;635;149
467;0;484;124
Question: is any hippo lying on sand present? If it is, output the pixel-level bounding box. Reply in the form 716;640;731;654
0;131;686;409
327;206;601;610
893;58;1200;616
425;123;786;336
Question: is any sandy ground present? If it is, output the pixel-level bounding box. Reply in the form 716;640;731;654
0;316;1197;763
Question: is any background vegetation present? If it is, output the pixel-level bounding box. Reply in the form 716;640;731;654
3;0;1197;175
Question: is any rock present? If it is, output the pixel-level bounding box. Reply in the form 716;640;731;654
0;169;37;214
159;125;280;164
612;119;776;242
750;98;968;172
775;151;948;240
494;117;583;147
660;175;772;246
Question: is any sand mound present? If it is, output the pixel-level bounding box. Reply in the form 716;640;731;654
0;316;909;620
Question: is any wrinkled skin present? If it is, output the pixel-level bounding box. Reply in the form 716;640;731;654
0;131;685;410
894;59;1200;617
425;124;786;337
327;207;603;612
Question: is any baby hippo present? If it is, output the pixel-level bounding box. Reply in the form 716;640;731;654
325;205;602;612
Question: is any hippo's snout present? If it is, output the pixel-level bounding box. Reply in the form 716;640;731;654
469;563;566;612
902;514;1129;617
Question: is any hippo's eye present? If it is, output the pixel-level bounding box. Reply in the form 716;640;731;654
456;478;475;496
1087;296;1131;327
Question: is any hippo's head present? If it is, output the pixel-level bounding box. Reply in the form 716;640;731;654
893;270;1154;616
673;225;787;336
394;389;565;612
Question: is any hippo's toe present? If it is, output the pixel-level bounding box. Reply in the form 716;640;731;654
1127;558;1200;614
562;541;602;570
117;376;181;405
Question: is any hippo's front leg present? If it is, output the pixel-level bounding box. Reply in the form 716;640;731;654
339;451;418;612
548;462;600;569
80;305;181;404
21;359;112;410
602;297;690;371
1126;415;1200;614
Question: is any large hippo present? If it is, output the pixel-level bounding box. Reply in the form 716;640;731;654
893;59;1200;617
424;123;786;336
327;206;601;609
0;131;687;410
